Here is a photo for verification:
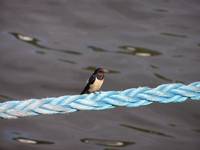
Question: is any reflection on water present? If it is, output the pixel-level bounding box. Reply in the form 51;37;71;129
118;45;161;57
120;124;173;138
0;94;13;100
58;58;76;64
10;32;82;55
160;33;187;38
88;45;109;52
81;138;134;147
13;137;54;145
84;66;120;74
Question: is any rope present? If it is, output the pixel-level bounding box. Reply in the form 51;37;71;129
0;82;200;119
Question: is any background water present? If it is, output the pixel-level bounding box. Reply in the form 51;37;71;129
0;0;200;149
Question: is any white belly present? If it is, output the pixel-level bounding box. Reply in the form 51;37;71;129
89;78;104;92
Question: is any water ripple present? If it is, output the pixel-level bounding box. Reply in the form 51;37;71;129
13;137;54;145
160;32;187;38
58;58;76;64
154;73;173;82
81;138;134;147
150;65;159;69
88;45;110;52
121;124;173;138
118;45;161;56
192;129;200;133
154;73;184;83
154;8;168;12
10;32;82;55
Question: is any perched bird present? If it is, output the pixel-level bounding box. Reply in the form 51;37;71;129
81;68;107;94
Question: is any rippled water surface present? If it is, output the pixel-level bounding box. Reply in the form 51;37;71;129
0;0;200;149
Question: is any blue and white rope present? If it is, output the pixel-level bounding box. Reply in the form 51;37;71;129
0;82;200;119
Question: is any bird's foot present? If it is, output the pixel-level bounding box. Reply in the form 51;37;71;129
98;91;102;94
93;91;102;94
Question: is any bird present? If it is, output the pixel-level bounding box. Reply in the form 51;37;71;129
80;68;107;94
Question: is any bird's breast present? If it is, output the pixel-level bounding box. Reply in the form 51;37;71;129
89;78;104;92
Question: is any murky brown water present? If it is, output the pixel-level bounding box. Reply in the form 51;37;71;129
0;0;200;149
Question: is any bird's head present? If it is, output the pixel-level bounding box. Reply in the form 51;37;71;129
94;67;108;80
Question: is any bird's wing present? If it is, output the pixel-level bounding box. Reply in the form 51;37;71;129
80;74;96;94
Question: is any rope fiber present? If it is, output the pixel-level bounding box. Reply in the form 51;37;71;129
0;82;200;119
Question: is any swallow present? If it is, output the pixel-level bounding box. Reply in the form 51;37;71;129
81;68;107;94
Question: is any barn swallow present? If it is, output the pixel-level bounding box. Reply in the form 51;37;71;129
81;68;107;94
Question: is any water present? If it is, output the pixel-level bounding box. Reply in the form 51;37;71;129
0;0;200;149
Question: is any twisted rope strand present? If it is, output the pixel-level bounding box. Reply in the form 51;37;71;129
0;82;200;119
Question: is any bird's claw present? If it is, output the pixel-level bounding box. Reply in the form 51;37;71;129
93;91;102;94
